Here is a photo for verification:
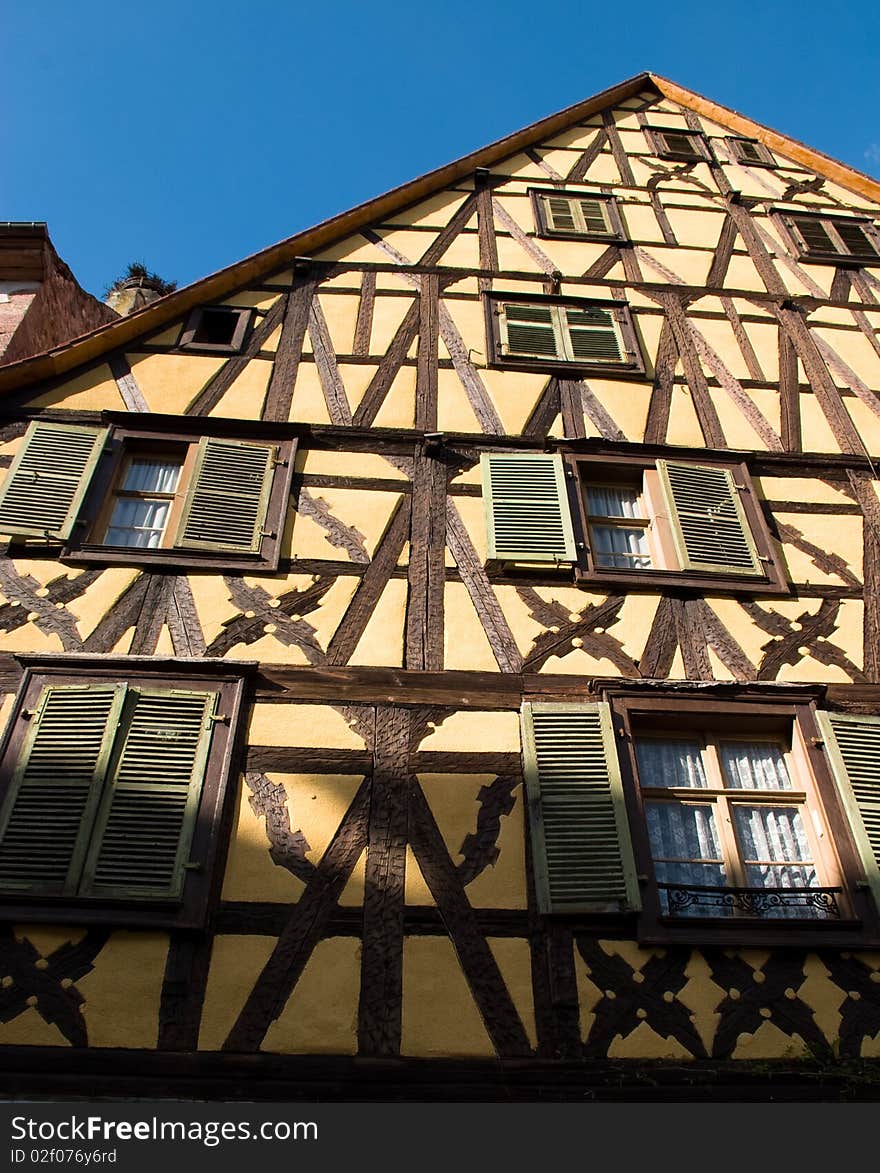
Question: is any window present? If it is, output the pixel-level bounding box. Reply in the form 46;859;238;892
522;695;880;945
485;294;644;375
777;211;880;265
0;659;247;928
644;127;708;162
0;419;296;571
179;305;253;352
727;136;776;167
480;450;787;593
530;189;625;241
634;732;833;920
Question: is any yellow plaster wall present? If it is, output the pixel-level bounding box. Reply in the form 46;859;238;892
264;937;360;1054
401;936;493;1057
76;932;167;1049
27;364;124;411
127;353;225;415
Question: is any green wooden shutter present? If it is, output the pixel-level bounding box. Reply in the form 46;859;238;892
0;684;125;893
0;422;108;539
815;712;880;909
660;131;700;158
835;221;878;259
657;460;764;576
543;195;578;233
521;702;640;914
481;452;576;563
79;689;216;899
579;198;611;234
500;303;563;359
175;437;275;553
563;305;625;363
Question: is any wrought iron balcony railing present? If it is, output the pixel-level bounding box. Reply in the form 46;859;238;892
658;883;842;919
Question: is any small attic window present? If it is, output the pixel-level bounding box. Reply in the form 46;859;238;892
728;137;776;167
180;306;252;352
531;189;626;241
778;211;880;266
645;127;708;163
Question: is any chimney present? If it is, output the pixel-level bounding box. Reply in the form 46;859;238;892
105;274;167;316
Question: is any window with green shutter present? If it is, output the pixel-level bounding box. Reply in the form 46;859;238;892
0;663;246;928
780;211;880;265
815;712;880;911
488;294;643;374
570;454;787;592
728;137;776;167
521;702;640;914
531;189;625;241
645;127;707;162
0;422;109;540
481;452;576;564
0;420;296;572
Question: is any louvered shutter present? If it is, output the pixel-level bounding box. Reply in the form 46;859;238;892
793;217;837;256
579;198;610;234
0;422;108;539
0;684;125;893
79;689;216;899
564;306;625;363
521;703;640;914
660;131;700;158
175;437;275;553
500;303;562;359
657;460;764;576
835;221;878;259
543;196;578;233
481;452;576;563
815;712;880;909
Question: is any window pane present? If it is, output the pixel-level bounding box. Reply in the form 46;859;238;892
591;524;651;569
636;739;708;789
105;498;172;548
586;486;642;518
733;804;811;866
719;742;791;791
646;801;728;917
122;459;181;494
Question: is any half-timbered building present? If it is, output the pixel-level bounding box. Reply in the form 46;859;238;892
1;73;880;1099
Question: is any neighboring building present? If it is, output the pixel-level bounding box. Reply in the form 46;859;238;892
1;72;880;1100
0;223;118;365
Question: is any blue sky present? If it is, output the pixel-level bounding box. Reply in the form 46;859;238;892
3;0;879;299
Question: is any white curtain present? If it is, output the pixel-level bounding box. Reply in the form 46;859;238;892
105;498;172;548
586;486;642;518
720;741;791;790
121;459;180;493
635;739;707;789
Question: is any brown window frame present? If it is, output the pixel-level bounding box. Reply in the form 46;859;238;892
530;188;627;242
42;416;297;573
484;291;645;378
566;452;789;595
179;305;253;354
774;209;880;267
644;126;710;163
607;690;880;948
727;136;777;168
0;656;251;930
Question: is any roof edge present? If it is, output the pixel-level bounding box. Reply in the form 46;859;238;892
0;72;654;395
3;70;880;396
650;74;880;203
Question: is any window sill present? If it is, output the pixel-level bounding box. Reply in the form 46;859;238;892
796;251;876;269
536;230;627;244
487;358;646;379
60;544;275;573
637;915;870;950
574;566;789;596
0;895;204;931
